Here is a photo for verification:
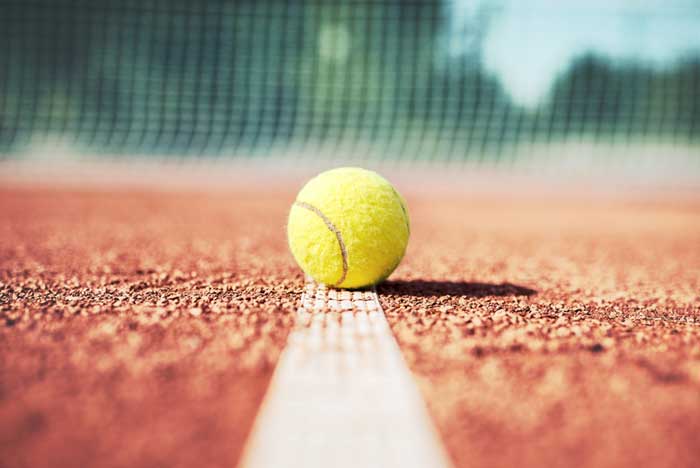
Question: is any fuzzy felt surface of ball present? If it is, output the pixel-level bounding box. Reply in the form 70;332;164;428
287;167;410;289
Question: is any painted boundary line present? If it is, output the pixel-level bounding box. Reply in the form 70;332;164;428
240;279;452;468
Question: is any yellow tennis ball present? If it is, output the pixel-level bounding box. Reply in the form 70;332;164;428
287;167;410;289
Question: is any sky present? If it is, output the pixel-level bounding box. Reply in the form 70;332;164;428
446;0;700;107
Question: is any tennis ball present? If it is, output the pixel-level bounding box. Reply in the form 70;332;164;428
287;167;410;289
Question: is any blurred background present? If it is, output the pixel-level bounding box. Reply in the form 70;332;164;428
1;0;698;178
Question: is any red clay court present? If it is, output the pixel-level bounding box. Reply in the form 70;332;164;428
2;2;700;466
1;170;698;468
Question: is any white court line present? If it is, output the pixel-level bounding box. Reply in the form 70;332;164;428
239;280;453;468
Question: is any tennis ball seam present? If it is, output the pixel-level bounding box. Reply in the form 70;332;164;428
390;186;410;235
293;200;349;287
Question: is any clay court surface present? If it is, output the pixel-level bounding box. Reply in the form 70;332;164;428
1;180;699;468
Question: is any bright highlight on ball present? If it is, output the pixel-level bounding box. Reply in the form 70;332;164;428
287;167;410;289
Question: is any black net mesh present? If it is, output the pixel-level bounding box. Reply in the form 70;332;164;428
1;0;699;163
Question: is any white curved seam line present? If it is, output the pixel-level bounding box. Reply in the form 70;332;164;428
294;200;348;287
